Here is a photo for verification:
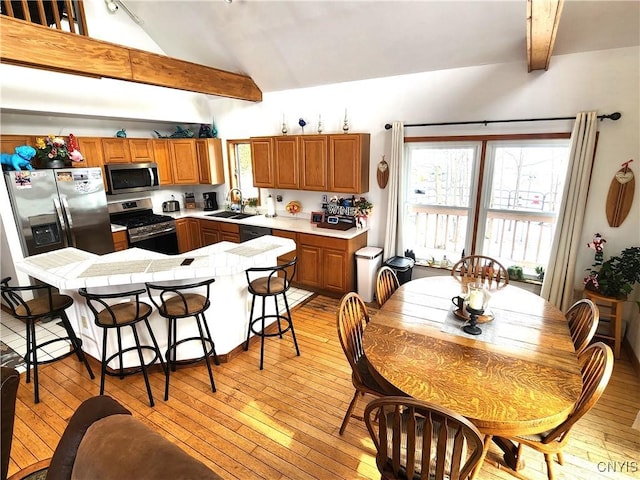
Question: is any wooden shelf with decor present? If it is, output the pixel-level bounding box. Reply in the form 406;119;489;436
583;289;625;359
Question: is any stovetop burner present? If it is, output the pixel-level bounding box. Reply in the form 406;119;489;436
108;198;176;243
118;213;175;228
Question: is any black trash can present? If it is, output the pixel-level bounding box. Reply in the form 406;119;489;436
384;256;415;285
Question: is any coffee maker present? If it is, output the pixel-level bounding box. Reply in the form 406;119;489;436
203;192;218;211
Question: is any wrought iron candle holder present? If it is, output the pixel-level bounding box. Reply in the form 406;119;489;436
463;305;484;335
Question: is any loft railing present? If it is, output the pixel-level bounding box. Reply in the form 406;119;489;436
1;0;88;35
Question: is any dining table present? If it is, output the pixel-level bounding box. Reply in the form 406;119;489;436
362;275;583;470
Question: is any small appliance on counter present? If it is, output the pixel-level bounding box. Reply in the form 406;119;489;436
203;191;218;211
265;194;277;218
184;192;196;209
162;195;180;213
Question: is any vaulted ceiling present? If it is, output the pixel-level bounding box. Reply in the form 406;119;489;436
121;0;639;93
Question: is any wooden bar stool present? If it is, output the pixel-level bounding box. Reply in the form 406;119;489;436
584;289;625;359
244;258;299;370
1;277;95;404
146;279;219;400
78;287;167;407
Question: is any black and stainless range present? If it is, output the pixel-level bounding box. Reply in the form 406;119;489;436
108;198;178;255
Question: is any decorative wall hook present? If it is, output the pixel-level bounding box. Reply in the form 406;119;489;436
377;155;389;189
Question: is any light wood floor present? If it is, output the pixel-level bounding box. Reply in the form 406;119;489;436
7;295;640;480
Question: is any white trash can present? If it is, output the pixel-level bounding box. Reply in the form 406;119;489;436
355;247;384;303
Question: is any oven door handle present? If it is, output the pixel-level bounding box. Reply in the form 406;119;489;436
130;227;176;243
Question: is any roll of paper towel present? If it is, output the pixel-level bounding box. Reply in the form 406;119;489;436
266;195;277;217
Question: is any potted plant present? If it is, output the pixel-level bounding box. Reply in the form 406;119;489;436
584;246;640;298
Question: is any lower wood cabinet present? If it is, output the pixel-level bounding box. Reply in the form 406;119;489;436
200;219;220;246
273;229;298;282
176;218;201;253
112;230;128;251
218;222;240;243
296;232;367;294
199;219;240;247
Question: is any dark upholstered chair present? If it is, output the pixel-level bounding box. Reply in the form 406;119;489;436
78;288;166;407
364;396;485;480
244;258;299;370
7;395;223;480
1;277;94;403
145;278;219;399
1;367;20;480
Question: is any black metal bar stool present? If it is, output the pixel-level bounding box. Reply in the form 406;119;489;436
145;278;219;400
244;257;300;370
1;277;95;403
78;287;167;407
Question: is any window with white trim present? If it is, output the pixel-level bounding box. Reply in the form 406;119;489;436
403;136;570;279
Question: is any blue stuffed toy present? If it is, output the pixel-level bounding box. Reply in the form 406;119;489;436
1;145;36;171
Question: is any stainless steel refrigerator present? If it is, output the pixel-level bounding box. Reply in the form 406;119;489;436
4;168;114;256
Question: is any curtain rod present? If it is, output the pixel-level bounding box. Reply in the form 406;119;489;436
384;112;622;130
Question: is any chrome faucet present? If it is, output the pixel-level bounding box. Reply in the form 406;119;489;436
227;188;243;212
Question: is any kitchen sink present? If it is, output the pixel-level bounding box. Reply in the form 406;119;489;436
229;213;257;219
206;211;238;218
206;211;256;220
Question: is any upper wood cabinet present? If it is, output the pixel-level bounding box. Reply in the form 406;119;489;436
102;138;132;164
274;136;299;189
75;137;104;169
151;139;173;185
169;139;199;184
1;135;36;153
250;137;275;188
328;134;370;194
196;138;224;185
299;135;328;191
250;133;369;193
129;139;154;163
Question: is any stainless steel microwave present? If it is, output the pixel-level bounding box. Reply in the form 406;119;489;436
104;163;160;195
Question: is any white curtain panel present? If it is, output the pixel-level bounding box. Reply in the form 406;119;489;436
541;111;598;311
383;121;404;259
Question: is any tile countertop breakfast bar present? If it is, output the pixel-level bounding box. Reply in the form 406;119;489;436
15;235;296;368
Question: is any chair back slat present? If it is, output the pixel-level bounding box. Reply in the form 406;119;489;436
337;293;370;379
542;342;613;444
450;255;509;287
565;299;599;354
365;396;484;480
376;266;400;308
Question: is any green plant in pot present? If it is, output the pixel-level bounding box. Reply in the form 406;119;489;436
584;246;640;298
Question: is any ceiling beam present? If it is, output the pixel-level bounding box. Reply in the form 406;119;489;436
0;16;262;102
527;0;564;72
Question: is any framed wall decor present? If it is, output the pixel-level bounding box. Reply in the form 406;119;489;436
310;211;325;224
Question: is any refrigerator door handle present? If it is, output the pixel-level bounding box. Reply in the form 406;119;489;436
53;196;70;244
60;195;77;248
61;196;74;230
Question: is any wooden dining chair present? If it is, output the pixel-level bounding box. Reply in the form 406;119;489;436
506;342;613;480
336;292;393;435
565;299;599;354
364;396;485;480
450;255;509;286
375;266;400;308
